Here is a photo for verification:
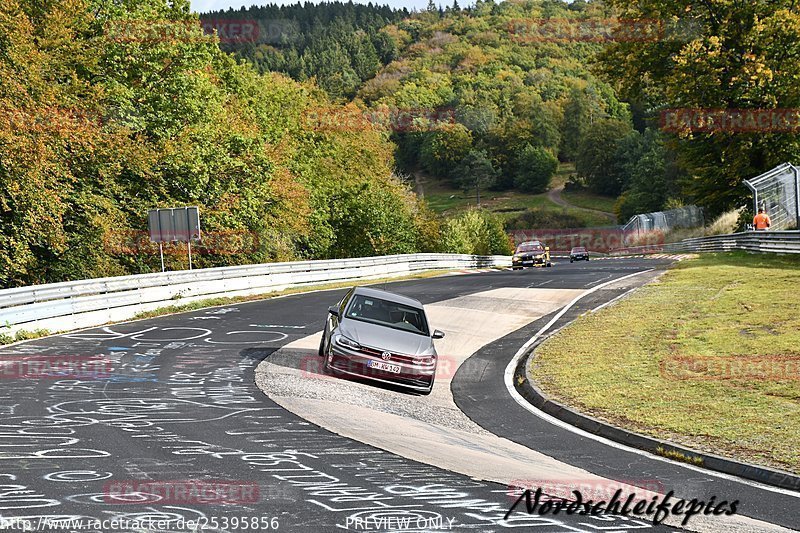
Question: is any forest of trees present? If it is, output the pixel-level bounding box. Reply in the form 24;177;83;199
600;0;800;219
0;0;509;289
213;0;800;224
357;0;632;199
202;0;696;221
201;2;408;99
4;0;799;288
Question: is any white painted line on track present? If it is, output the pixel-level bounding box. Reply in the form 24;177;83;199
585;273;613;287
528;279;553;288
503;269;800;499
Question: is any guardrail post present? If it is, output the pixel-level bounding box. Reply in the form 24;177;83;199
793;164;800;229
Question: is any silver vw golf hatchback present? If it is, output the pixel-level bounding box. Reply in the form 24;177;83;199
318;286;445;394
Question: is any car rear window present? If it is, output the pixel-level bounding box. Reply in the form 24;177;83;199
345;295;429;336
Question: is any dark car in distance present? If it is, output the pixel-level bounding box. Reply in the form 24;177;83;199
318;286;445;395
570;246;589;262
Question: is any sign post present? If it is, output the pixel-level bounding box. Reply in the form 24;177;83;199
147;207;201;272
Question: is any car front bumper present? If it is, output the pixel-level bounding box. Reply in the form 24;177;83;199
513;255;547;267
328;344;436;392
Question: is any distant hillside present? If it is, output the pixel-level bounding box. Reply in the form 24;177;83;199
200;2;409;99
203;1;697;222
355;1;633;197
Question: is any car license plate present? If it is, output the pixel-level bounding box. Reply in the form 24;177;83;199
367;360;401;373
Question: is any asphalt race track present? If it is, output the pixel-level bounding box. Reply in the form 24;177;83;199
0;258;797;533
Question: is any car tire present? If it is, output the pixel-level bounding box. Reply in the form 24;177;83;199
570;259;573;263
546;262;552;267
317;332;326;357
512;267;521;270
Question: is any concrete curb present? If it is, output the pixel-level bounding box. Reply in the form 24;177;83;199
513;341;800;493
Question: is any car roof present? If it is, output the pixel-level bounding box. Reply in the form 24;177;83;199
352;286;423;308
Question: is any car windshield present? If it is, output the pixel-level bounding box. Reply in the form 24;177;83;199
345;295;429;336
516;243;544;253
572;247;586;252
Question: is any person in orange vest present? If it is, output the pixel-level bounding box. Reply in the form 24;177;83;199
753;208;771;230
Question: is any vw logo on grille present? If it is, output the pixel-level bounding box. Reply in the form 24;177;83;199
381;351;392;360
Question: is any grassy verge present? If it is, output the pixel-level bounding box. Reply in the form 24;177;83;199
0;328;52;346
422;178;609;228
422;177;550;214
547;161;576;189
560;189;617;214
530;252;800;473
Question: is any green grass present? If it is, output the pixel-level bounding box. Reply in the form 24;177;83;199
560;189;618;214
422;175;610;227
656;447;704;466
551;162;575;189
530;252;800;473
422;177;548;213
0;328;51;346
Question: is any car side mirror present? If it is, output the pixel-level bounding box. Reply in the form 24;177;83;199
432;329;445;339
327;305;340;317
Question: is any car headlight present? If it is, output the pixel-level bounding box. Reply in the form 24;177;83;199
414;355;436;366
513;255;521;260
334;334;360;350
535;254;543;259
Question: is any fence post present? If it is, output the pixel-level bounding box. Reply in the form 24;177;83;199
793;164;800;230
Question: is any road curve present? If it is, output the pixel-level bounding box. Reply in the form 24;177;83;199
0;258;796;532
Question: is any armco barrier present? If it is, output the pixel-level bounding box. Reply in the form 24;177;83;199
0;253;510;337
663;230;800;254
